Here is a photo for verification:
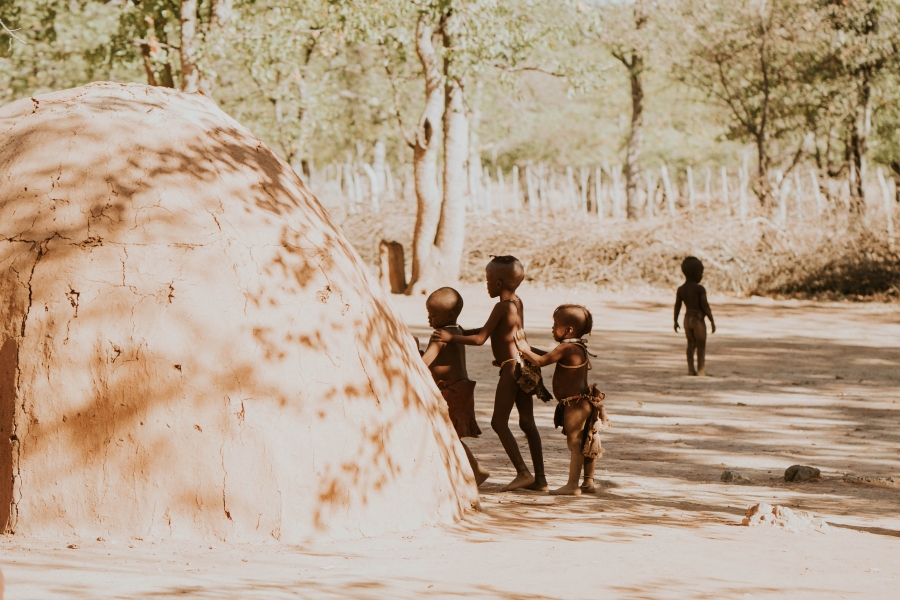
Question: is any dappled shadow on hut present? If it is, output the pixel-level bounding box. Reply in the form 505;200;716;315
0;83;475;540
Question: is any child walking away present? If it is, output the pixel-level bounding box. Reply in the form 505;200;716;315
516;305;609;496
421;287;491;486
431;256;547;492
674;256;716;376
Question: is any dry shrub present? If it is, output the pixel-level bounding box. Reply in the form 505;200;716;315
333;201;900;299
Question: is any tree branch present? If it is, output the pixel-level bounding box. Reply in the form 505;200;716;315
383;57;416;149
1;18;28;45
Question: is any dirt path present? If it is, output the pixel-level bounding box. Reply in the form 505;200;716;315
3;286;899;598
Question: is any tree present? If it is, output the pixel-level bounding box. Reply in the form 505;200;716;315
334;0;576;292
805;0;900;205
602;0;650;219
673;0;813;204
230;0;331;170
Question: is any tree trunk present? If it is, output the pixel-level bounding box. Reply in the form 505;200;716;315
625;52;644;219
405;14;444;294
139;43;159;87
180;0;201;93
756;132;771;205
434;70;468;284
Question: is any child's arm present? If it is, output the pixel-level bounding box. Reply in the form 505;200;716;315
431;304;504;346
700;286;716;333
421;339;444;367
673;287;683;332
515;330;547;356
515;335;565;368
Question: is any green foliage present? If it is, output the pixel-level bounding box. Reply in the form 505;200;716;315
0;0;898;181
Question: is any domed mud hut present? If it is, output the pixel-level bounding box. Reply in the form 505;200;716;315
0;83;478;542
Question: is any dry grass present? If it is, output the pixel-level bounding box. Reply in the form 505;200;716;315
332;201;900;300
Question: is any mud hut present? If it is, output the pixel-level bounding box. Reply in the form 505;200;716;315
0;83;477;542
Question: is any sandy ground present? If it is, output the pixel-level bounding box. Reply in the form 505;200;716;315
2;284;899;599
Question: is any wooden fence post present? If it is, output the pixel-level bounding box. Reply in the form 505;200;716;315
579;167;591;215
612;164;623;218
877;168;895;244
775;170;788;226
526;166;537;216
687;166;696;212
793;170;804;223
660;164;676;217
738;166;749;224
720;167;730;216
810;169;823;216
644;170;656;217
497;166;506;216
512;165;520;219
566;166;576;212
704;167;712;209
484;166;493;215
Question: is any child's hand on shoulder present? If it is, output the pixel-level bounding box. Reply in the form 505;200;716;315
431;329;452;344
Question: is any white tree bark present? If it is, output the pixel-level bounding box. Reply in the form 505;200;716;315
434;69;469;283
406;15;444;293
180;0;201;93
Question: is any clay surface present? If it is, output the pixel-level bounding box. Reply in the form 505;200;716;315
0;82;477;542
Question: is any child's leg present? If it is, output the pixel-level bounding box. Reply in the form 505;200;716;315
460;440;490;486
694;320;708;375
581;457;596;493
684;321;697;375
491;365;535;491
514;387;547;490
551;398;592;495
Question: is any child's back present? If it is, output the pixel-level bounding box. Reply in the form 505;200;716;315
428;324;468;384
674;257;716;376
677;280;707;316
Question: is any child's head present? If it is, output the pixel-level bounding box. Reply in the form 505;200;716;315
485;255;525;298
681;256;704;283
552;304;593;342
426;287;464;328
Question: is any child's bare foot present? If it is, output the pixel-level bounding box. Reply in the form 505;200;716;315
550;483;582;496
688;369;697;376
501;470;535;492
473;464;491;486
525;475;549;491
697;368;707;377
580;477;596;493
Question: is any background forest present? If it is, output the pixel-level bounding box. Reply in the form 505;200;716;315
2;0;900;297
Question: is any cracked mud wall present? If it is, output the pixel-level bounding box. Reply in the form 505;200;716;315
0;83;478;541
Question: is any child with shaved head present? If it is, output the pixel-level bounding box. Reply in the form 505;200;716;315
674;256;716;376
431;256;547;492
421;287;490;485
516;304;609;495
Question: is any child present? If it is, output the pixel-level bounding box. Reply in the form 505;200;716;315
674;256;716;376
421;287;490;486
431;256;547;492
515;305;609;495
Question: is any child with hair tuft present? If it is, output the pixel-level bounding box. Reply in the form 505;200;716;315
674;256;716;376
431;256;547;492
516;304;609;495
